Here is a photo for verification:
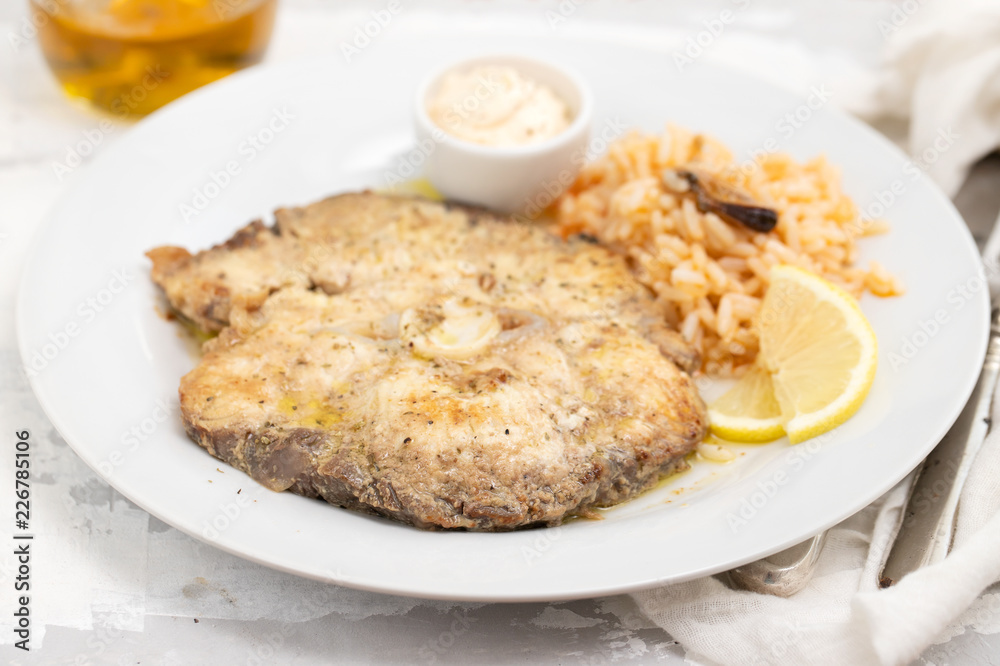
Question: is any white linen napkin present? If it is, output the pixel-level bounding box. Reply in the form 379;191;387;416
843;0;1000;196
633;423;1000;666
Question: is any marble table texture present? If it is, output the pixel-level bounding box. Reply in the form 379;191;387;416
2;1;1000;664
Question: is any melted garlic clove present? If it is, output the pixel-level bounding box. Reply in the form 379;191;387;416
400;299;501;360
697;441;736;463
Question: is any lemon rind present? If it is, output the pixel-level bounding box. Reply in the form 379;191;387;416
763;265;878;445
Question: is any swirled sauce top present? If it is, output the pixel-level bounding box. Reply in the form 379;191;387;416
427;65;572;147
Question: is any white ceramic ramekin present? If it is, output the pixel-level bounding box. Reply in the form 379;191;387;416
414;54;593;215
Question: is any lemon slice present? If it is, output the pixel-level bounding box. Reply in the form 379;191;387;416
708;265;878;444
760;265;878;443
707;365;784;442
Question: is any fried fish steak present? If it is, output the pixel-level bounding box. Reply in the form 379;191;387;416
148;192;707;530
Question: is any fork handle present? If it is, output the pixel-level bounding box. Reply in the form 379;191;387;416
878;307;1000;587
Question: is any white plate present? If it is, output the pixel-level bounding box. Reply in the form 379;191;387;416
18;33;988;602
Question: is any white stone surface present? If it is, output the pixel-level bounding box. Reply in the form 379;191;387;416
1;1;999;664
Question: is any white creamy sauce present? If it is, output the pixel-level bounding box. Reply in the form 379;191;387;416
427;65;572;147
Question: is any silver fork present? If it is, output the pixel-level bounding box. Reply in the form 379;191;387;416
878;208;1000;586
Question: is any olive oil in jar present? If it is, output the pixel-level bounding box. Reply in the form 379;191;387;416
31;0;278;116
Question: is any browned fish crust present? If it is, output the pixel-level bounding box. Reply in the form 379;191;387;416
149;192;708;530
